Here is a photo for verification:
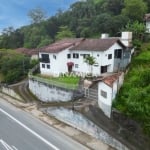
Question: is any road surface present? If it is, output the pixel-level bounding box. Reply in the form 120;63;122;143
0;98;89;150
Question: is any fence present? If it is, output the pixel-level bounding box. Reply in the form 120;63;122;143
84;88;98;100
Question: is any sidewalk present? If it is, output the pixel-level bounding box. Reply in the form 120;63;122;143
0;92;114;150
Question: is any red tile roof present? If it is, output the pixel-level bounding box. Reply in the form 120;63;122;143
15;48;38;56
39;38;84;53
102;73;122;87
70;38;125;51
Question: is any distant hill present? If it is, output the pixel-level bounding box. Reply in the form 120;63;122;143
0;0;149;49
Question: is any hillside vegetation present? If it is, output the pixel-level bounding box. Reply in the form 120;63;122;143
113;44;150;136
0;0;149;49
0;49;36;83
0;0;149;138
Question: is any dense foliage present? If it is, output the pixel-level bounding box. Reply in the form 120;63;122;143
0;49;32;83
113;44;150;136
0;0;149;49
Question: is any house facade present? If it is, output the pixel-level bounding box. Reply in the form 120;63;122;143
39;32;132;77
98;72;124;118
144;13;150;33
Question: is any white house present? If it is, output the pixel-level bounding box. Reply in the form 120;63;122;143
144;13;150;33
98;72;124;118
39;32;132;77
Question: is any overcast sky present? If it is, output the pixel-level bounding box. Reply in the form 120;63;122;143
0;0;78;33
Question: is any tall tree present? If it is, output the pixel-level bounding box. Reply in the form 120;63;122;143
122;0;147;21
105;0;124;15
55;26;75;40
124;21;146;40
28;7;47;24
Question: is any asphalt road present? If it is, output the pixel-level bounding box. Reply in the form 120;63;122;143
0;98;89;150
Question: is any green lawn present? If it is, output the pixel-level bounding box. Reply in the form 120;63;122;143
52;76;80;85
34;74;80;89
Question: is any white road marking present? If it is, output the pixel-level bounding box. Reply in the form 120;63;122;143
0;139;14;150
12;146;18;150
0;108;60;150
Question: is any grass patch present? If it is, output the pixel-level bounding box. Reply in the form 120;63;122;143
113;44;150;137
33;74;80;90
52;76;80;85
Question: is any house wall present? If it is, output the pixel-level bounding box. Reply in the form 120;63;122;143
70;42;123;76
31;54;38;60
98;82;112;117
146;21;150;33
98;73;124;118
114;49;131;72
29;79;74;102
57;49;70;74
39;52;56;76
39;49;70;76
39;42;126;77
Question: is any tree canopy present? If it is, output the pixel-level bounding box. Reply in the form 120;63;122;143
28;7;47;24
0;0;149;49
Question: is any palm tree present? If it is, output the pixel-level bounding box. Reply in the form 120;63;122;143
84;55;96;76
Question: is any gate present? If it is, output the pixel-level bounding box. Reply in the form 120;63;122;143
84;88;98;100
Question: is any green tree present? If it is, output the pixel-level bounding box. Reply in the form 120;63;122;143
105;0;124;15
84;55;96;75
122;0;147;21
0;52;30;83
55;26;75;40
28;7;47;24
124;21;146;40
0;27;24;49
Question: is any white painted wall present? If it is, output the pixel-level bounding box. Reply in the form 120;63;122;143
98;73;124;118
70;42;123;76
31;54;38;60
57;49;70;74
121;32;132;47
146;21;150;33
29;79;73;102
39;42;125;77
98;82;112;117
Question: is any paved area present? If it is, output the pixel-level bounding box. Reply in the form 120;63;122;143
2;79;149;150
0;93;114;150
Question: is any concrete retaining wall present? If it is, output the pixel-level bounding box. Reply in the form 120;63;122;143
29;79;74;102
0;86;23;101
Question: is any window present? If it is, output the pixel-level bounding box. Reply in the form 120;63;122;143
67;54;71;59
41;54;50;63
101;66;107;73
101;90;107;98
75;64;79;68
53;55;56;59
108;54;112;59
47;65;50;69
73;53;79;58
42;64;45;68
80;54;90;58
94;63;99;67
114;49;122;59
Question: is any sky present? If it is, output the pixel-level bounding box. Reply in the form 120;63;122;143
0;0;78;33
